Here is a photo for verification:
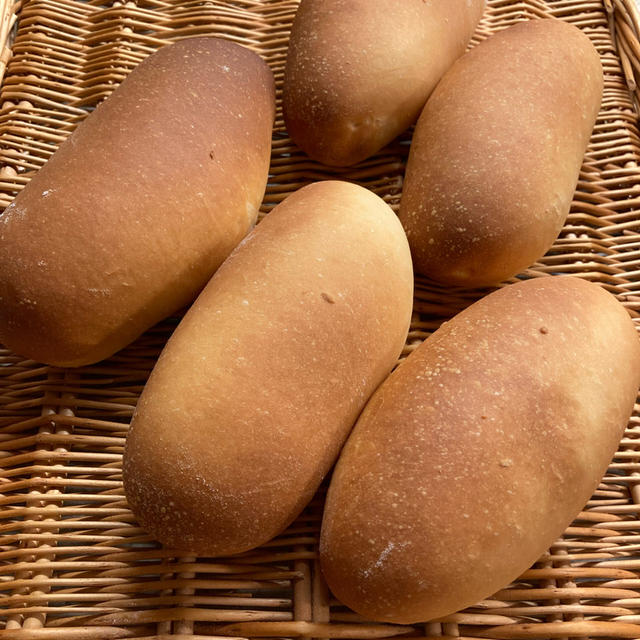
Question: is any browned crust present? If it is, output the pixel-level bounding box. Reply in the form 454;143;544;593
283;0;485;167
123;180;414;556
400;19;603;286
0;37;275;366
320;276;640;623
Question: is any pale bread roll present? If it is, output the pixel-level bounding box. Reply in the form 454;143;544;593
123;180;414;555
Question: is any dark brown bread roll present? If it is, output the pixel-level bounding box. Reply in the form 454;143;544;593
283;0;485;167
321;276;640;623
123;180;414;555
0;37;275;366
400;19;603;286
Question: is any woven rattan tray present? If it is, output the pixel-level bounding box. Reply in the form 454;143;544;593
3;1;640;638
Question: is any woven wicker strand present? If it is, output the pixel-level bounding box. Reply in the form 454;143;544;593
2;0;640;638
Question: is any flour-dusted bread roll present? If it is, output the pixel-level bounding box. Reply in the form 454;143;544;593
321;277;640;623
400;19;603;287
123;180;414;555
283;0;485;167
0;38;275;367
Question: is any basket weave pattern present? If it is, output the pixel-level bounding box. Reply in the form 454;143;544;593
2;1;640;638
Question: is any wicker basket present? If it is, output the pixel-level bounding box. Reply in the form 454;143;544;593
2;0;640;638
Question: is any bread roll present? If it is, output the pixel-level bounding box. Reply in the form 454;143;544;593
400;19;603;286
123;180;413;555
320;276;640;623
283;0;485;167
0;38;274;366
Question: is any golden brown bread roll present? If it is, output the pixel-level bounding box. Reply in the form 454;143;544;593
320;276;640;623
123;180;414;555
283;0;485;167
400;19;603;286
0;37;274;366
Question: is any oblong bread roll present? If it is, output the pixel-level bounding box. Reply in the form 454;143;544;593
123;180;414;555
400;19;603;286
283;0;485;167
0;38;275;366
321;276;640;623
